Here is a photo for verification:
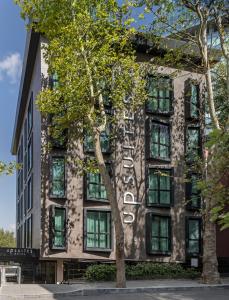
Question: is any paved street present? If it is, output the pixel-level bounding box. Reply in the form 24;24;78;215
38;289;229;300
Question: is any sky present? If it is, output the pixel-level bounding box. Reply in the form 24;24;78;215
0;0;26;232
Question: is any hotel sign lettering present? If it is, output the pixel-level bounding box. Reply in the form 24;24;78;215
0;248;39;259
122;96;141;224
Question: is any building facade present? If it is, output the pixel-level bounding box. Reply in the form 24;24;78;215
11;30;208;283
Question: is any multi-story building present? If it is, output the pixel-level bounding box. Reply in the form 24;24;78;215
11;30;208;283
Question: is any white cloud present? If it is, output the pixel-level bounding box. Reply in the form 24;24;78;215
0;53;22;84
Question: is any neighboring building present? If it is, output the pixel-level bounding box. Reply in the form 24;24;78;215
11;30;213;283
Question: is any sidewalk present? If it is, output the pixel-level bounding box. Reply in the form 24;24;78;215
1;278;229;299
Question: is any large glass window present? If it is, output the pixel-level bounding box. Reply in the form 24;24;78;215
148;121;170;160
146;76;172;114
85;210;111;250
52;207;66;249
147;169;172;206
86;172;107;201
51;72;59;89
147;214;171;254
50;157;65;198
187;218;201;255
186;127;200;159
186;174;201;209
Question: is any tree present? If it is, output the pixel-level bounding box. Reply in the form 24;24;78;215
133;0;228;284
0;228;16;248
0;161;17;175
16;0;145;288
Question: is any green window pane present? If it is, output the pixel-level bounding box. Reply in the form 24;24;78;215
152;218;159;236
191;84;198;117
189;220;199;240
160;145;169;158
54;209;65;231
189;240;199;253
151;237;159;251
87;233;95;248
152;126;159;142
160;174;170;189
85;135;93;151
160;218;169;237
160;238;169;251
87;212;96;232
147;98;157;111
149;172;158;189
52;158;65;197
151;143;159;157
54;208;65;247
148;191;158;204
52;73;59;89
54;231;64;247
160;191;170;204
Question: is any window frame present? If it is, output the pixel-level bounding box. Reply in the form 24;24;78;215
146;75;174;115
186;217;202;257
84;208;112;252
146;167;173;207
146;213;172;255
49;156;66;199
50;206;67;250
146;119;171;162
27;135;33;174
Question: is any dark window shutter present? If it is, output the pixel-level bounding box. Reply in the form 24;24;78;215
145;118;151;159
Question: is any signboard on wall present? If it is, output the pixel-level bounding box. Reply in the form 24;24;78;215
0;248;39;260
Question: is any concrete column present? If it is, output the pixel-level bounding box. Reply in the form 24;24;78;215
56;260;64;283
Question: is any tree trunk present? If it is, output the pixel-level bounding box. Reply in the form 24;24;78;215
93;129;126;288
202;199;221;284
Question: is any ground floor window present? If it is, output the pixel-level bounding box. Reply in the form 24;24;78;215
186;218;201;256
146;214;171;254
51;207;66;249
85;210;111;251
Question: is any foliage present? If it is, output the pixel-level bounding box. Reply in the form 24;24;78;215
0;161;18;175
85;262;200;281
0;228;16;248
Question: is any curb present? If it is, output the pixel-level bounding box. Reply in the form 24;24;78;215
1;284;229;299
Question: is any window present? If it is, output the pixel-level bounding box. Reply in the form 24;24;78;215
186;218;201;255
147;120;170;160
24;118;27;150
27;176;33;211
185;80;199;119
86;172;107;202
50;157;65;198
26;215;32;248
186;127;200;160
146;76;172;114
84;127;110;153
51;207;66;249
27;137;33;173
147;169;173;206
27;94;33;136
146;214;171;254
24;187;27;215
85;210;111;251
186;174;201;209
50;72;59;89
